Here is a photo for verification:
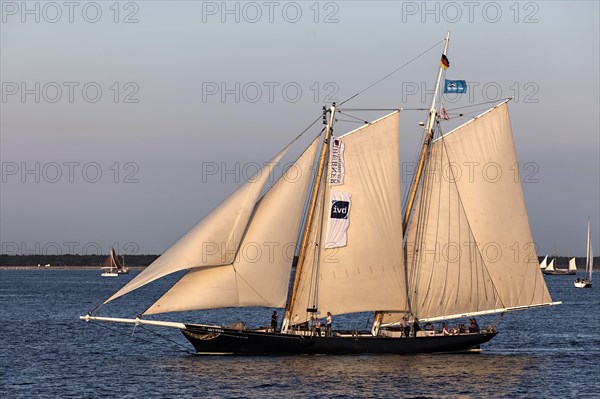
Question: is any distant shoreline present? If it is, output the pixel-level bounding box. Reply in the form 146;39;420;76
0;266;146;270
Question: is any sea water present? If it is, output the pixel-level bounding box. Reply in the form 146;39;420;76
1;270;599;398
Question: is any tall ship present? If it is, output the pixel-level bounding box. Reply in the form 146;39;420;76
82;32;559;355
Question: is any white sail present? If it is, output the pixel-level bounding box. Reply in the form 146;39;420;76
144;138;320;314
384;102;552;324
539;255;548;269
289;112;408;324
104;146;291;304
569;257;577;271
546;259;555;271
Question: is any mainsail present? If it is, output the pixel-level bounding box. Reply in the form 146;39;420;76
384;102;553;323
289;112;408;324
145;138;320;314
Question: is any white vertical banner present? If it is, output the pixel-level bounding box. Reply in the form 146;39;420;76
325;190;351;248
329;137;345;185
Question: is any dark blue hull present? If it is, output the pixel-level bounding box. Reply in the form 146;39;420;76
182;324;497;355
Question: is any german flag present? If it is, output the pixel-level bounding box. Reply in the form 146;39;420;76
440;54;450;70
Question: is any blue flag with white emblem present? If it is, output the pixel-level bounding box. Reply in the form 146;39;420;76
444;80;467;94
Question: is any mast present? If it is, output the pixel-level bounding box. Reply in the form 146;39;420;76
281;104;337;333
587;218;593;280
402;30;450;233
372;31;450;334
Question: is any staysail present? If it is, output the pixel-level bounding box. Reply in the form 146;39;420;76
144;138;320;314
539;255;547;269
384;102;553;323
289;112;408;325
104;146;292;304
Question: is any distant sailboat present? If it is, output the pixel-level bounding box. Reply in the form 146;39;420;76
539;255;548;270
101;248;129;277
542;248;576;276
574;220;593;288
81;32;560;355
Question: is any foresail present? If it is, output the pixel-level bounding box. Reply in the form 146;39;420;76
104;145;290;304
144;137;320;314
539;255;547;269
290;112;408;324
384;102;552;324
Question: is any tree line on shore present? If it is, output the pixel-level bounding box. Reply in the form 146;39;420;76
0;254;159;267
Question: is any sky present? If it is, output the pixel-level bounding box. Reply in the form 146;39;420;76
1;1;598;257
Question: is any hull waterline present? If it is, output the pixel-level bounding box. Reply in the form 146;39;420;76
543;270;576;275
181;324;497;355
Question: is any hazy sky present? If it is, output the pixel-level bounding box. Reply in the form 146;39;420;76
1;1;598;257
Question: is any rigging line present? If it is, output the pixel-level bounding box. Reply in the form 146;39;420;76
338;39;445;106
340;108;428;111
335;110;370;124
289;114;323;144
139;325;197;354
335;118;368;124
446;99;509;112
87;320;194;354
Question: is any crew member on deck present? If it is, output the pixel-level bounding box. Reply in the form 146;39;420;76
442;323;450;335
412;318;421;337
315;317;321;336
472;318;480;333
271;311;278;332
326;312;333;337
402;317;410;337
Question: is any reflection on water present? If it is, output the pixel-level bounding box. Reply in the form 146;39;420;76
138;352;547;398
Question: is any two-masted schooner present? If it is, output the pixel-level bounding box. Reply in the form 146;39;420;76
81;32;560;355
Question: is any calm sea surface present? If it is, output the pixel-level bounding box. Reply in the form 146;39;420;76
1;269;599;398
